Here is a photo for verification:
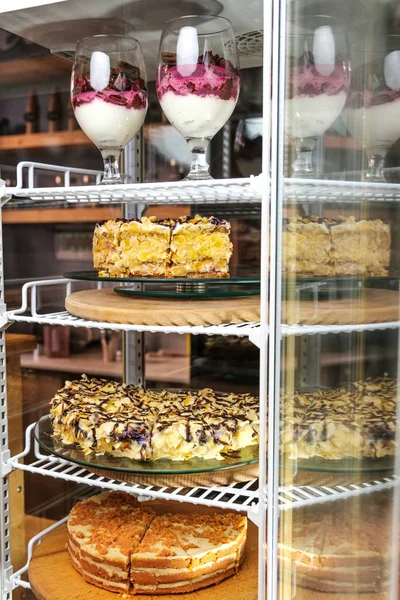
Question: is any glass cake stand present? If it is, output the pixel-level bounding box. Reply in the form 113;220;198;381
35;414;259;475
63;269;261;299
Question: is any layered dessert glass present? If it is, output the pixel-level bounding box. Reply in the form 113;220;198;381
71;35;148;184
156;15;240;180
344;36;400;180
286;16;350;177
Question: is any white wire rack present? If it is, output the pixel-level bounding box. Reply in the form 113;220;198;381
5;162;400;206
5;162;261;205
7;278;260;339
7;424;260;516
284;177;400;203
6;279;400;345
7;517;68;592
6;423;398;519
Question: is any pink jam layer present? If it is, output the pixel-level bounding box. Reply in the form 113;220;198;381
156;64;240;101
287;65;349;99
72;89;147;110
347;88;400;109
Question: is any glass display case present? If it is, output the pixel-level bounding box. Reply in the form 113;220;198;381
0;1;399;600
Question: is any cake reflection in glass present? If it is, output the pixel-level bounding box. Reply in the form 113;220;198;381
156;16;240;180
286;16;350;177
71;35;148;184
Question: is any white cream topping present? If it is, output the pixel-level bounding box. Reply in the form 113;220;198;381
344;97;400;155
74;98;146;150
159;92;236;139
286;92;347;139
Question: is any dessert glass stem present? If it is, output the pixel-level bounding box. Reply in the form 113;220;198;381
292;137;316;178
185;139;212;181
100;150;122;185
365;153;385;181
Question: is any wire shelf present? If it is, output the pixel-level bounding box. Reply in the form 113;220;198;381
6;162;400;206
6;163;260;205
6;424;398;519
6;279;400;343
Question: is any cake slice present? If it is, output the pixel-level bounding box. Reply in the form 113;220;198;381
118;217;172;277
93;219;124;278
282;216;333;277
50;375;161;460
329;216;390;276
131;512;247;594
93;217;172;278
169;215;232;278
67;492;155;593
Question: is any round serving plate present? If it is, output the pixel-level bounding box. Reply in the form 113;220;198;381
113;284;259;299
35;415;259;487
63;269;260;285
283;455;394;487
64;269;260;300
283;275;399;301
65;289;260;326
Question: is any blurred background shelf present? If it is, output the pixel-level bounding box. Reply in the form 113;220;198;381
2;205;121;224
0;130;90;150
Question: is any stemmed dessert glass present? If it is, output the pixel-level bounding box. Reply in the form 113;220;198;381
156;15;240;180
344;36;400;181
286;15;350;178
71;34;148;184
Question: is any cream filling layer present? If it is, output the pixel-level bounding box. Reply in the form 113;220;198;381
131;551;236;577
69;552;128;590
135;568;228;590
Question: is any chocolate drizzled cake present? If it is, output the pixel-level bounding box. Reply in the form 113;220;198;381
50;376;259;461
280;376;397;460
93;215;232;278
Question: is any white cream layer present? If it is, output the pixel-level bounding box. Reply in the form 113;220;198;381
69;552;128;590
74;98;146;151
344;97;400;155
159;92;236;139
286;92;347;139
136;568;228;590
131;551;236;577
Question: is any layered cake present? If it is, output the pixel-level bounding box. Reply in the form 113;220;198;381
278;493;395;593
93;215;233;278
286;61;349;140
282;216;390;277
157;51;240;139
280;376;397;460
72;60;147;151
50;375;259;461
67;491;247;595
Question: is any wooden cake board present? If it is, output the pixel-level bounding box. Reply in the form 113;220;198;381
65;288;400;327
29;501;258;600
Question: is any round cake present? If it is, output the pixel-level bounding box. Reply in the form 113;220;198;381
67;491;248;595
278;493;395;593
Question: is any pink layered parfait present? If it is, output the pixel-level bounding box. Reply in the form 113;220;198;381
286;64;349;139
156;53;240;139
72;65;147;151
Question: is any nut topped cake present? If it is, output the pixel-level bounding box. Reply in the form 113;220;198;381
169;216;233;278
50;375;259;462
282;215;390;277
280;376;397;460
93;215;232;278
278;493;395;593
67;491;247;595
